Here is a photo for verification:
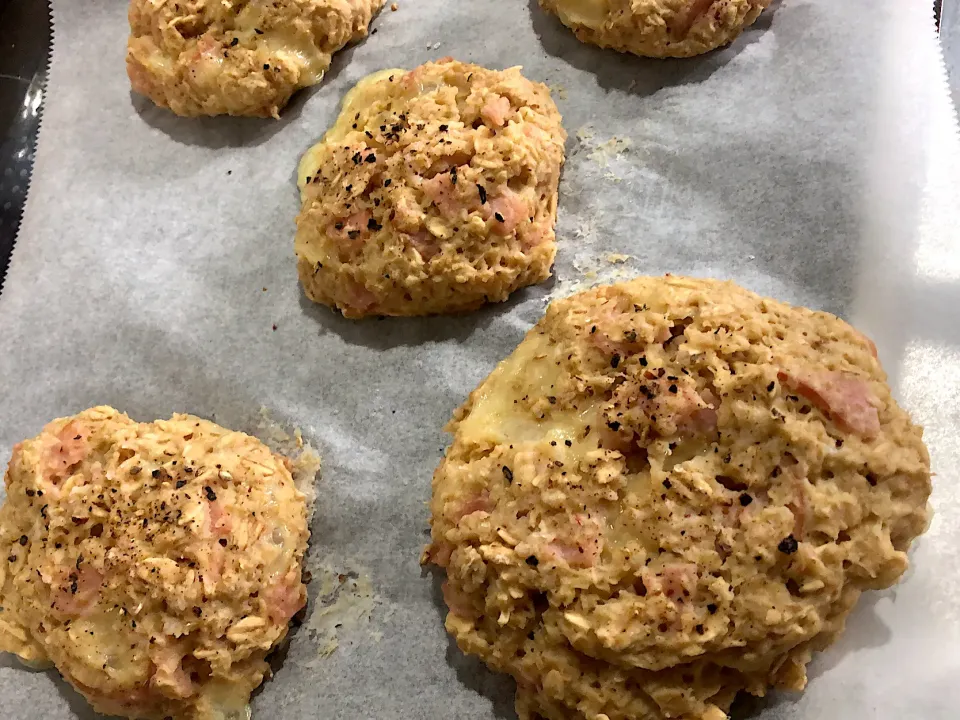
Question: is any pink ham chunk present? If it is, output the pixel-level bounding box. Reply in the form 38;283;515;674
265;571;306;623
408;230;441;261
329;210;373;258
778;370;880;439
658;563;698;601
487;188;526;236
340;278;379;315
448;491;494;523
545;514;603;568
480;94;513;128
52;566;104;617
424;540;454;568
615;377;718;439
204;500;232;537
41;420;90;484
421;172;461;218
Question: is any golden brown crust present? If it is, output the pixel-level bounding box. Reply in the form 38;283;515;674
295;59;566;318
127;0;383;117
424;276;931;720
539;0;771;59
0;407;309;719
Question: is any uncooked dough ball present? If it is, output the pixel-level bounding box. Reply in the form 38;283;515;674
539;0;771;58
127;0;384;117
0;407;310;720
424;276;931;720
295;59;566;318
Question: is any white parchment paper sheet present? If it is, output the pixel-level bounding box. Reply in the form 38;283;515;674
1;0;959;718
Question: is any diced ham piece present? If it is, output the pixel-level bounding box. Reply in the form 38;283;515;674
187;34;225;86
626;378;718;438
421;172;461;218
480;94;513;128
442;580;475;618
424;540;454;568
265;572;306;623
52;566;103;617
204;500;232;538
673;0;717;38
657;563;698;601
448;491;494;523
408;230;440;261
151;646;194;698
41;420;90;483
778;370;880;439
545;514;603;568
519;221;551;251
340;278;379;315
330;210;373;258
487;188;526;236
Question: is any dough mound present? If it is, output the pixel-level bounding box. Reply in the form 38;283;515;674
295;59;566;318
539;0;771;58
0;407;310;720
424;276;931;720
127;0;383;117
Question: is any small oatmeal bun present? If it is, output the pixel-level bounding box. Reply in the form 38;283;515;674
295;59;566;318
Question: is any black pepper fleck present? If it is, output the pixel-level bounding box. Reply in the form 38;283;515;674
525;556;539;566
611;353;621;369
19;535;28;546
739;493;753;506
204;487;217;502
778;535;799;554
502;466;514;483
477;184;487;204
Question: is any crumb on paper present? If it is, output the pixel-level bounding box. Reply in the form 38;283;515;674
574;124;632;168
390;2;398;10
589;136;632;167
544;248;637;303
548;84;568;100
303;558;379;659
257;407;321;516
426;41;441;50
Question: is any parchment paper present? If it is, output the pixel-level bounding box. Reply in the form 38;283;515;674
1;1;959;718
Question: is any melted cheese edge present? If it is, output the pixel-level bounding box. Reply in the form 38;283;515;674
553;0;610;28
297;68;406;198
457;334;602;458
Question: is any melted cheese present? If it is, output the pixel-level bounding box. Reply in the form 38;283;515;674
457;335;602;456
553;0;610;28
261;31;329;84
233;4;330;87
296;68;405;196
